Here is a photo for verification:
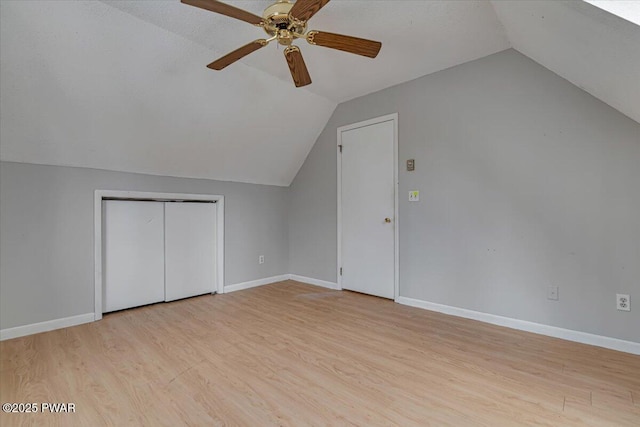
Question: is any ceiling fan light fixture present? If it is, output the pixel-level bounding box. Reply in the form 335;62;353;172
181;0;382;87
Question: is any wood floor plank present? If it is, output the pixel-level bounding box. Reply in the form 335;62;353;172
1;280;638;426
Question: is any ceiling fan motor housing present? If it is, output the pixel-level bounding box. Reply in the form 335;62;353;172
262;0;307;45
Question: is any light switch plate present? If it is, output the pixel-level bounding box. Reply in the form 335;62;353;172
409;191;419;202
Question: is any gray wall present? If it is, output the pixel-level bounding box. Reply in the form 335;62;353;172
289;49;640;342
2;49;639;343
0;161;289;330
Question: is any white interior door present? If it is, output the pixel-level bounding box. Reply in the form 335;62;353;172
103;200;165;312
164;202;217;302
340;118;396;299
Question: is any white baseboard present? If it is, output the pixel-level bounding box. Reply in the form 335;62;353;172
5;287;634;356
224;275;290;293
396;296;640;355
288;274;340;290
225;274;340;293
0;313;95;341
1;274;333;340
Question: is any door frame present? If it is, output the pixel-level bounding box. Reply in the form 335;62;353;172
94;190;224;321
336;113;399;299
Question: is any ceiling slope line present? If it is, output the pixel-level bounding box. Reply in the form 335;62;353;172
490;0;640;125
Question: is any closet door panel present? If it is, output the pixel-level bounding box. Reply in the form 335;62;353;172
103;200;165;313
164;202;216;302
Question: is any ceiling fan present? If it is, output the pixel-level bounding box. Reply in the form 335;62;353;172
181;0;382;87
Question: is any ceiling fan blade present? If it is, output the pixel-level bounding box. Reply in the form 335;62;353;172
207;40;267;70
181;0;263;25
307;31;381;58
289;0;330;22
284;46;312;88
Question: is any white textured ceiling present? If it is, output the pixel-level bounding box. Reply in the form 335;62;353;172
0;0;335;186
0;0;510;186
1;1;638;186
102;0;511;103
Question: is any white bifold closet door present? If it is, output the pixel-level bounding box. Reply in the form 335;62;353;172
103;200;217;313
164;202;216;302
103;200;166;313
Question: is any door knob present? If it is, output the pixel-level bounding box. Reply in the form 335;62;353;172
384;218;392;223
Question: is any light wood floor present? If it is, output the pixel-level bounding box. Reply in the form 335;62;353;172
1;281;639;426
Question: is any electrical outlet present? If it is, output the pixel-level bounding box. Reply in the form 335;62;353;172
547;286;559;301
259;255;264;265
616;294;630;311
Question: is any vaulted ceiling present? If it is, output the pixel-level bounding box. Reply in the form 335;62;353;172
1;1;638;186
492;0;640;128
